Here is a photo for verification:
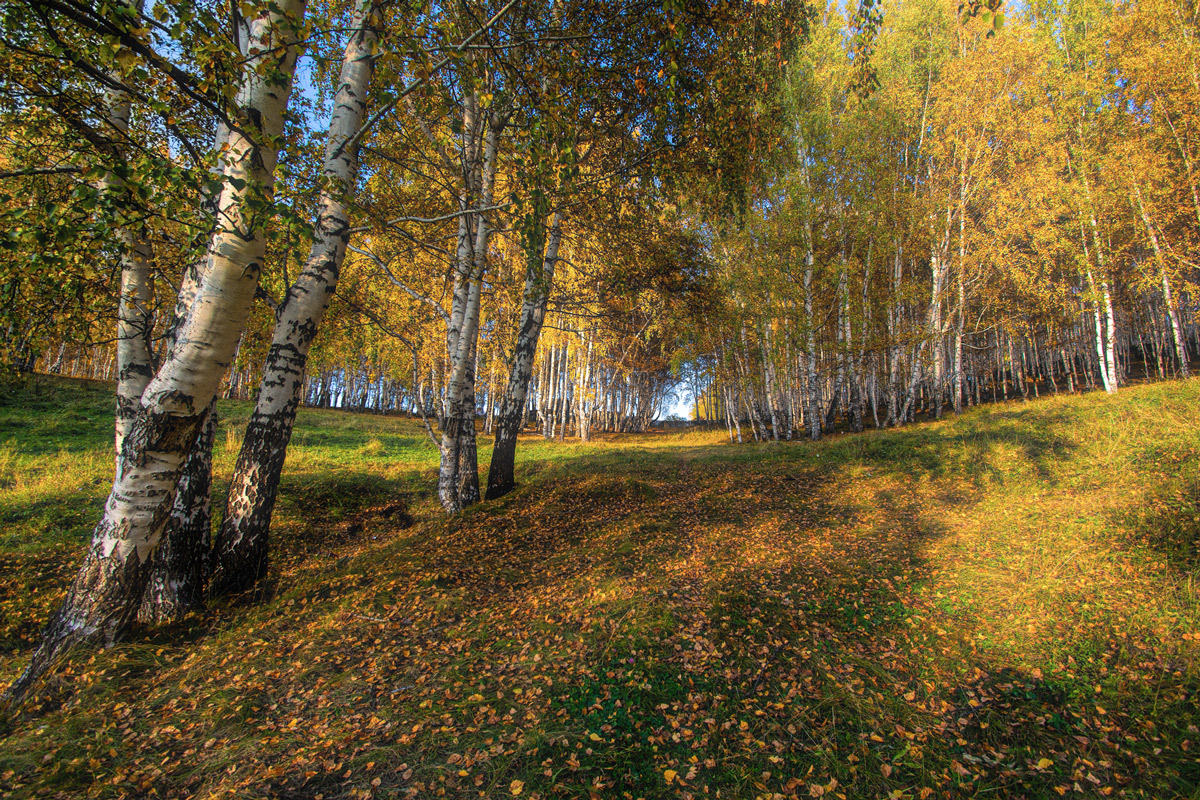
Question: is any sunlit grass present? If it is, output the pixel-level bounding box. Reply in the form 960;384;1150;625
0;375;1197;799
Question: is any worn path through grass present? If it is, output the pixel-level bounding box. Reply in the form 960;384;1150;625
0;377;1197;799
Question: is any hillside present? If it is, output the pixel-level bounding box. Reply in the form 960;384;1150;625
0;377;1198;799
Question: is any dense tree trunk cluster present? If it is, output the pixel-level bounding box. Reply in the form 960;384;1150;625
688;295;1198;442
3;0;308;704
684;0;1200;440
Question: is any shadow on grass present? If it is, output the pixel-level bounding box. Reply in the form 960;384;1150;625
0;486;107;531
2;379;1196;800
833;410;1079;486
275;458;978;799
1117;462;1200;576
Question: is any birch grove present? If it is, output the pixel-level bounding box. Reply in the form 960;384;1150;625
4;0;1200;706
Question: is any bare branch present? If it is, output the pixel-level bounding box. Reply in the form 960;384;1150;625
349;203;510;233
0;165;81;180
347;244;451;323
336;0;522;158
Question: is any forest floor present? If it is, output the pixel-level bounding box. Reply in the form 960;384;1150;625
0;377;1198;800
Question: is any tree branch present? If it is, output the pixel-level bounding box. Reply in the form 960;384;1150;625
347;244;451;323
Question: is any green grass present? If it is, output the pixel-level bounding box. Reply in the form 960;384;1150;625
0;375;1198;799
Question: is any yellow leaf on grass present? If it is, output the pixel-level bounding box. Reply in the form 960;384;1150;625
664;769;678;784
510;778;524;795
1037;758;1054;769
589;733;602;742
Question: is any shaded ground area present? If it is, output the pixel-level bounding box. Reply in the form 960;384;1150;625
0;377;1197;799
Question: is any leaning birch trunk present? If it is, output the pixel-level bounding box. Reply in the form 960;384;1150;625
2;2;304;707
100;4;156;459
209;0;379;596
137;401;215;622
1162;271;1190;378
134;110;239;621
486;212;563;499
1132;184;1189;378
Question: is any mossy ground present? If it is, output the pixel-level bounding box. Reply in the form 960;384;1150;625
0;376;1197;799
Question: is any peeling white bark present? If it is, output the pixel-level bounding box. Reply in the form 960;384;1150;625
103;2;157;458
211;0;381;595
5;0;306;705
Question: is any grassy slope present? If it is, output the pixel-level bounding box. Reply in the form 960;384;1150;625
0;376;1197;800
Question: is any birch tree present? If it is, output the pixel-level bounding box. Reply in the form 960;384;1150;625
209;0;381;596
3;0;306;705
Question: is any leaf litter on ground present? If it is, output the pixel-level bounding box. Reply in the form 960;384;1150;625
0;376;1197;799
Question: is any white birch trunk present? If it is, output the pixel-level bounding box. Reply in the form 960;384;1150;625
803;247;821;441
1132;183;1190;378
210;0;380;595
4;0;305;705
101;2;156;457
438;105;504;513
576;333;594;441
1103;279;1118;390
487;212;563;498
